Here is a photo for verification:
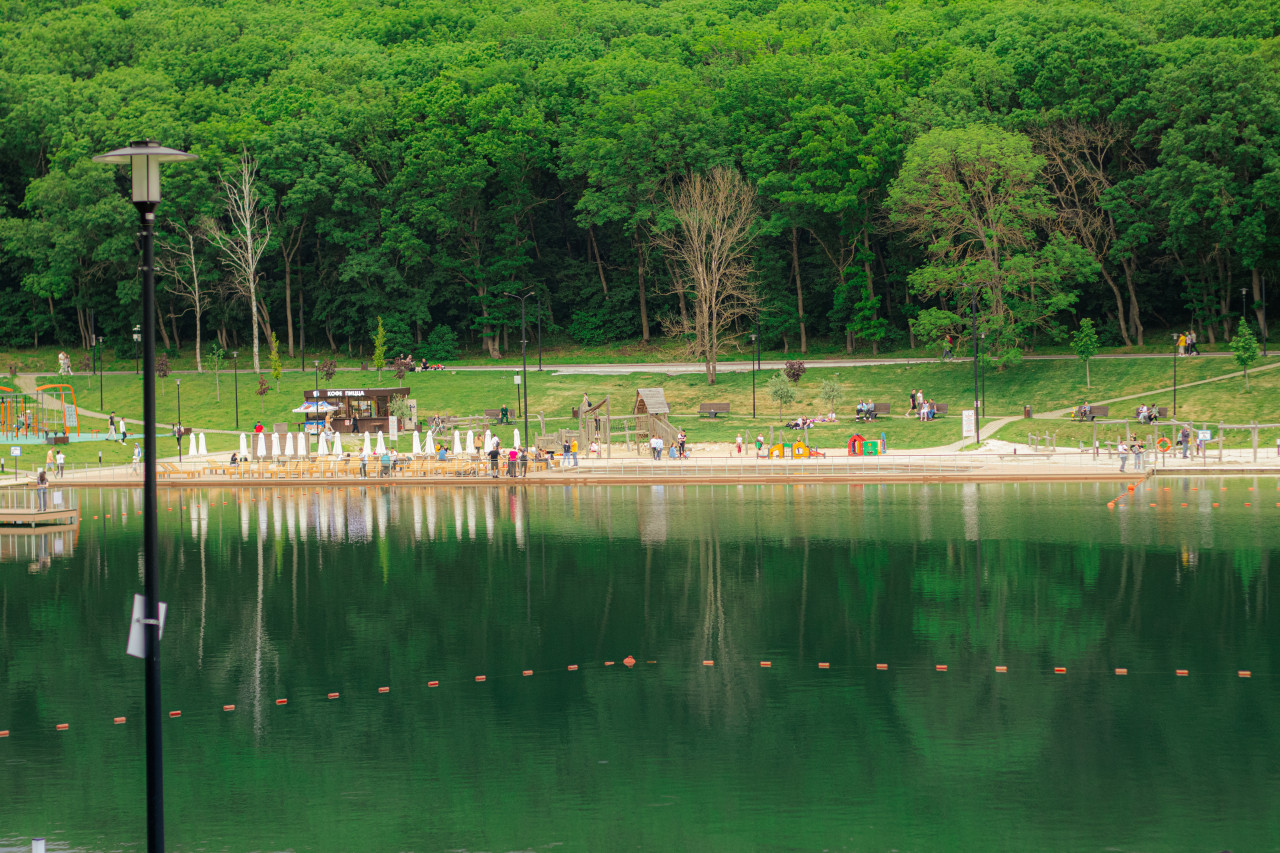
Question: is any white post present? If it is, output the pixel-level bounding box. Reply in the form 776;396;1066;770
33;839;47;853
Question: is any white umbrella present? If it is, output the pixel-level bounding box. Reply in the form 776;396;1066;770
452;430;462;455
513;428;521;449
317;432;329;456
483;429;492;451
187;431;197;457
270;432;281;457
285;433;295;457
198;433;208;456
425;429;434;454
332;431;343;456
362;431;371;456
411;431;422;456
375;430;386;455
465;430;475;455
298;430;309;457
239;433;249;457
256;432;266;458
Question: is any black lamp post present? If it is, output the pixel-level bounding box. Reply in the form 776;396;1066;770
1172;332;1179;420
94;138;197;853
750;330;758;418
506;290;534;446
299;294;305;371
96;335;104;411
232;350;239;430
175;378;182;463
971;291;981;445
1241;287;1250;340
313;359;319;391
537;300;543;372
133;325;141;374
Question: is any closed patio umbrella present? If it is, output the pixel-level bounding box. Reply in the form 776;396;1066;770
317;432;329;456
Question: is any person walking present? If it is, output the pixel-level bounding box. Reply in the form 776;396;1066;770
488;442;501;478
131;442;142;473
1134;439;1145;471
35;468;49;511
108;411;117;440
570;438;579;467
518;446;528;477
1118;439;1129;472
1180;425;1192;459
735;434;744;454
1187;329;1199;355
908;389;917;417
1177;332;1186;356
119;418;127;444
55;449;65;478
507;446;518;478
359;447;369;478
942;334;953;360
655;434;664;460
756;434;764;453
46;447;55;471
677;430;686;459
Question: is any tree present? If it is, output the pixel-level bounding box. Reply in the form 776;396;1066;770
372;316;387;381
269;332;282;391
767;371;796;420
256;375;269;414
207;149;271;373
208;343;225;402
655;168;761;385
784;360;806;384
155;354;170;396
157;221;210;372
888;124;1094;364
1231;323;1260;391
819;376;842;414
1071;319;1101;387
320;358;337;382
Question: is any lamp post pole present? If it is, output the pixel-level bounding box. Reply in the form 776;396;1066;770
175;379;182;463
232;351;240;431
750;330;758;418
537;301;543;372
97;335;104;411
1263;276;1269;356
133;325;141;375
1241;287;1250;339
94;139;196;853
313;359;319;391
507;291;534;445
972;292;981;445
1172;333;1179;420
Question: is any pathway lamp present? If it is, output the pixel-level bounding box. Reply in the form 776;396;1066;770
506;290;535;447
132;325;141;374
1240;288;1250;341
1172;332;1179;421
313;359;319;391
96;335;104;411
971;291;981;445
175;378;182;463
93;138;197;853
232;351;239;430
750;331;758;418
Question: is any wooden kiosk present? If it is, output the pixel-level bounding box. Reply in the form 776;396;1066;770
302;386;410;434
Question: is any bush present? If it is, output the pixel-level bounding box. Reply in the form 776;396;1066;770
418;325;459;362
784;360;806;383
566;300;638;346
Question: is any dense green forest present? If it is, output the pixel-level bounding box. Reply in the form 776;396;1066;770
0;0;1277;370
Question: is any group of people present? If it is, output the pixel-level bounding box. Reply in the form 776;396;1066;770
56;351;74;376
1116;439;1148;472
787;413;837;430
647;430;690;460
1175;330;1201;356
107;411;129;443
908;390;939;421
1137;404;1160;424
854;400;877;421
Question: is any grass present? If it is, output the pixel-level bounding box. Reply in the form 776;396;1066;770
38;354;1271;452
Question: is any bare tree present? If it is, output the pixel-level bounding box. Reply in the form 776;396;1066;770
157;221;209;371
207;149;271;372
656;168;760;385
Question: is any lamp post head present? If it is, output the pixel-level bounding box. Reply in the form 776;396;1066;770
231;351;238;359
93;140;197;205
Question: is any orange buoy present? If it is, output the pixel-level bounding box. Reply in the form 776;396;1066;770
623;655;636;668
114;717;126;724
0;730;8;737
56;723;69;731
1107;502;1115;509
760;661;772;668
1149;503;1157;507
378;687;390;693
876;663;888;670
327;693;340;700
1176;670;1189;676
523;670;533;676
604;661;614;666
936;665;947;672
567;664;579;671
223;705;235;712
1239;671;1252;678
428;681;439;687
1245;502;1252;507
1213;502;1220;507
169;711;181;718
475;675;486;682
1054;667;1067;674
275;698;287;705
995;666;1008;673
702;660;714;666
818;662;830;669
1181;503;1188;507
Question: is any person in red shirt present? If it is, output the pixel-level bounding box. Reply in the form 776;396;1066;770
254;422;264;434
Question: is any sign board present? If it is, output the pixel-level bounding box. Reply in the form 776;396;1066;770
407;399;418;426
64;404;78;429
1197;430;1212;441
9;446;19;456
126;594;168;659
514;373;521;385
961;409;976;439
388;415;398;441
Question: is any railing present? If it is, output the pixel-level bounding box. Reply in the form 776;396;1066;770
0;486;78;511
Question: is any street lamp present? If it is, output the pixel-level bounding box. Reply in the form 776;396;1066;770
175;378;182;463
299;295;306;371
313;359;319;391
132;324;141;374
232;350;239;430
1241;287;1250;340
537;299;543;372
750;330;758;418
971;291;981;445
96;335;104;411
94;138;197;853
505;290;535;448
1172;332;1179;421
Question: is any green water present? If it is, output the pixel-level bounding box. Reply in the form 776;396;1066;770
1;481;1277;852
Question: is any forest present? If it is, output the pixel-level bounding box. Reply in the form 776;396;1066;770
0;0;1277;370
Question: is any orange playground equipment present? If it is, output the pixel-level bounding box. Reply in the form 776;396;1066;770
0;385;79;439
761;441;823;459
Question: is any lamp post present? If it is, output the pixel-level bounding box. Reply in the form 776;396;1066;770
750;330;758;418
1241;287;1250;341
537;300;543;372
506;290;535;446
175;379;182;463
132;325;141;374
96;335;104;411
94;138;197;853
313;359;319;391
1263;276;1269;357
299;294;305;371
1172;332;1179;421
971;291;981;445
232;350;239;430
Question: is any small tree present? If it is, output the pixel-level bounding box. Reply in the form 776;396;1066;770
819;376;842;414
208;343;225;401
256;375;269;414
372;316;387;381
767;371;796;420
784;360;806;384
156;353;170;395
320;358;337;382
392;355;414;382
1231;323;1260;391
268;331;282;391
1071;318;1100;387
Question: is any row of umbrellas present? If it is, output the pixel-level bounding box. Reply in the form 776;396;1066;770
234;428;526;459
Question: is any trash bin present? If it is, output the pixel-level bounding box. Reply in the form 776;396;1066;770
1024;405;1033;418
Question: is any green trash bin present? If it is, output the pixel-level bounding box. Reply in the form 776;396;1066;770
864;441;879;456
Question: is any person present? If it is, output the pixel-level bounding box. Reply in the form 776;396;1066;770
735;434;744;454
1080;402;1092;421
108;411;117;440
908;389;917;416
351;414;360;434
500;404;510;425
756;434;765;452
1187;329;1200;355
942;334;953;360
379;451;391;477
1137;404;1150;425
55;449;65;478
589;439;600;458
488;442;501;478
1177;332;1186;356
1118;440;1128;472
359;446;369;478
563;436;571;460
518;446;528;477
437;442;448;462
1180;425;1192;459
230;452;239;466
46;447;55;470
254;421;264;434
677;430;686;458
1134;439;1145;471
118;417;128;444
507;446;518;477
131;443;142;473
389;448;400;473
570;438;579;466
35;468;49;511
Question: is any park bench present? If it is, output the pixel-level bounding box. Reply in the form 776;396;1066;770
1136;406;1168;421
933;403;949;417
865;402;890;421
699;402;731;418
1070;405;1110;421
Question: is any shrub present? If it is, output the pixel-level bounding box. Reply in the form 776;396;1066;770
783;360;806;383
567;301;638;346
418;325;459;362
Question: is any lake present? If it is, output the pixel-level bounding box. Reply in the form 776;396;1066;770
1;480;1277;852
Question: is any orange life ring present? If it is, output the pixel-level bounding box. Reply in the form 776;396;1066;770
1156;437;1172;452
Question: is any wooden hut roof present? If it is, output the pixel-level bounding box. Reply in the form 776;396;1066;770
634;388;669;415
